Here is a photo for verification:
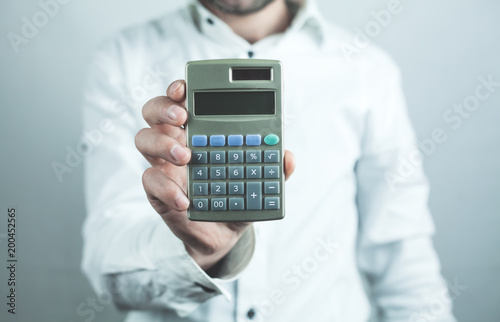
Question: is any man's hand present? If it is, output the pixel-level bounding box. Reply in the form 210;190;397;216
135;80;296;271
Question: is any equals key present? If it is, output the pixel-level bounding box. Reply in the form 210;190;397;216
265;197;280;210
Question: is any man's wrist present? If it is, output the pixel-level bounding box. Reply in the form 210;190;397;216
184;225;256;279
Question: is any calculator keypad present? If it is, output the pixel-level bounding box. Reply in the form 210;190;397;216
190;134;281;212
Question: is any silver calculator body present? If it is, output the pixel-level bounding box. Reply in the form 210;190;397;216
186;59;284;222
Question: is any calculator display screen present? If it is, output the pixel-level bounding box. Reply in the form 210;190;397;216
194;91;275;115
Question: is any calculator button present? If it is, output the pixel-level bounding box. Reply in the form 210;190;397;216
264;150;280;163
247;166;262;179
229;182;244;195
264;134;280;146
246;150;261;163
229;166;244;179
192;135;207;147
246;134;261;146
211;182;226;195
210;151;226;164
228;135;244;146
264;197;280;210
264;166;280;179
192;167;208;180
193;183;208;196
210;135;225;146
210;167;226;179
193;199;209;211
229;198;245;210
211;198;227;211
264;182;280;194
247;182;262;210
192;151;208;164
228;151;244;163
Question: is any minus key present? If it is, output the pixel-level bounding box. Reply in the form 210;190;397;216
264;182;280;194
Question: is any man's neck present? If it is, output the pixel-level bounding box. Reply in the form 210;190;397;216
200;0;292;44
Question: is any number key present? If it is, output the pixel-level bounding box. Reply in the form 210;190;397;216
229;182;244;195
192;167;208;180
211;182;226;195
210;167;226;179
229;166;244;179
210;151;226;164
193;199;208;211
191;151;208;164
193;183;208;195
228;151;244;163
212;198;227;211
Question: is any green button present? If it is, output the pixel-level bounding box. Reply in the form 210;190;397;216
264;134;280;146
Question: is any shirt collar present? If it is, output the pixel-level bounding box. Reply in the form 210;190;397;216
287;0;325;44
189;0;326;48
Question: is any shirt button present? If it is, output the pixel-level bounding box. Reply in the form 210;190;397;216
206;18;214;25
247;51;254;58
247;308;256;319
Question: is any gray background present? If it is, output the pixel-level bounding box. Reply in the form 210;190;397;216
0;0;499;321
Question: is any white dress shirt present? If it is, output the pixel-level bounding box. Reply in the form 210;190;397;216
81;1;457;321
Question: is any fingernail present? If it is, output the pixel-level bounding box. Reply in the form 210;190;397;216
169;81;181;96
175;194;190;209
166;105;182;121
170;144;189;162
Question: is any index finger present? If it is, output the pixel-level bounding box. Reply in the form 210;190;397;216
142;96;187;128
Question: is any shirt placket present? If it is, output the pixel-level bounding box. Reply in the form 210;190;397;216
235;224;272;322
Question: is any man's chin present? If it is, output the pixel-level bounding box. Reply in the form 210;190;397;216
202;0;276;16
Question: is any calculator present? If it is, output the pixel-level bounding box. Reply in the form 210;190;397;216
185;59;284;222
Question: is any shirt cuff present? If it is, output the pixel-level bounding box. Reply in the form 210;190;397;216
148;222;255;317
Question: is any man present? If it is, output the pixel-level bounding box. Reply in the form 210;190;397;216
82;0;457;321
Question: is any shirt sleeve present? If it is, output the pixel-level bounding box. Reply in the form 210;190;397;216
80;37;255;317
355;51;457;322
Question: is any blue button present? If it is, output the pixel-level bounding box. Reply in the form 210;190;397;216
246;134;261;146
228;135;243;146
210;135;225;146
192;135;207;147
